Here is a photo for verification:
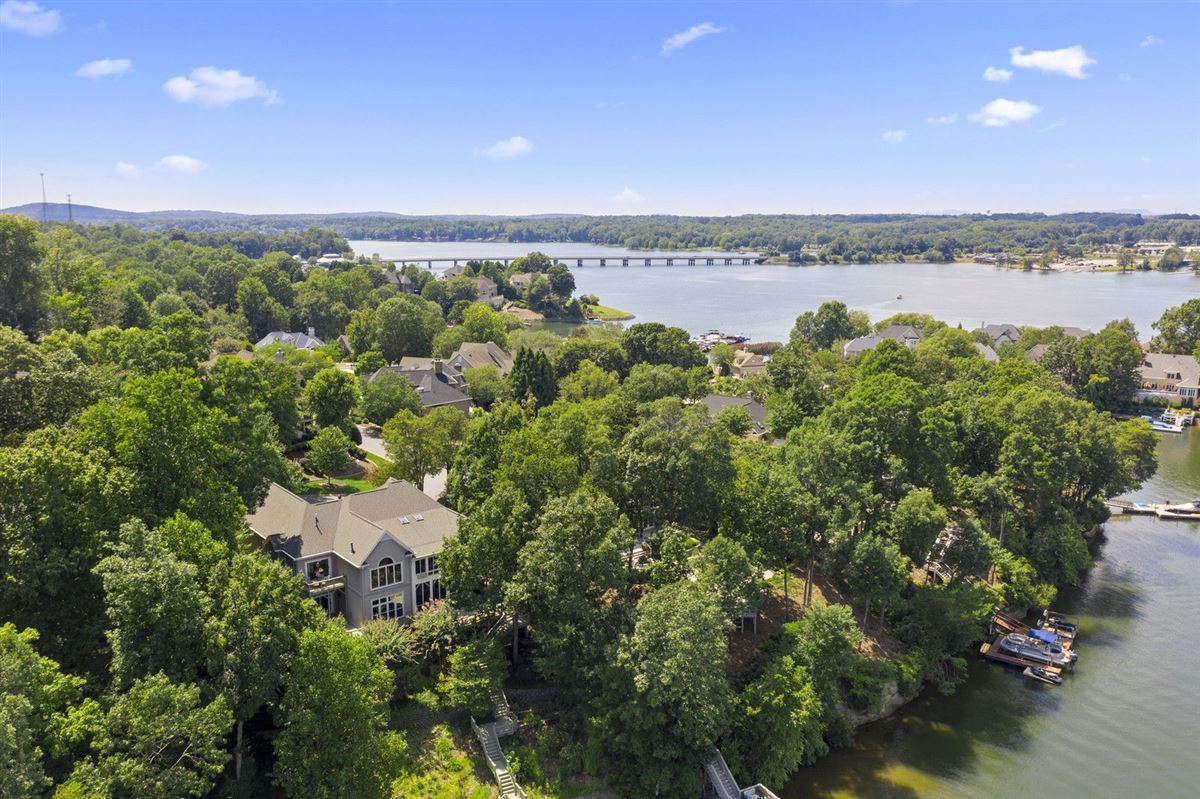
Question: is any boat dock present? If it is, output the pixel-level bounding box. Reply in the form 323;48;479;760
1106;499;1200;520
980;637;1064;676
981;611;1078;677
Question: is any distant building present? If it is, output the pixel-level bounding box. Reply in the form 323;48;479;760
1137;353;1200;406
247;479;456;626
385;270;416;294
1059;326;1091;339
315;253;347;267
509;273;535;292
843;324;922;357
255;330;325;350
974;342;1000;363
1135;240;1175;257
975;323;1022;347
1026;343;1050;364
699;394;770;440
442;264;467;279
449;342;514;376
474;275;498;300
369;361;473;414
729;349;767;378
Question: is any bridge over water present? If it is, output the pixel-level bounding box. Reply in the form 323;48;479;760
383;254;766;269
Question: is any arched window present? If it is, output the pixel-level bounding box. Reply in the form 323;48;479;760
371;557;400;590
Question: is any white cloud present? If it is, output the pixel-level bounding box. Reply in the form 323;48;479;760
1009;45;1095;79
0;1;61;36
1140;155;1151;163
155;154;208;174
881;129;907;143
478;135;533;159
1139;35;1162;48
162;67;280;107
1040;119;1066;132
983;66;1013;82
970;98;1041;127
661;22;725;55
926;113;957;125
76;58;132;78
1119;73;1133;82
611;187;644;206
113;161;140;178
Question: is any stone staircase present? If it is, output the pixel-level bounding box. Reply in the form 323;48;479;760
470;687;526;799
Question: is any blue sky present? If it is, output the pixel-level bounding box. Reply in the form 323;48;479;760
2;1;1197;215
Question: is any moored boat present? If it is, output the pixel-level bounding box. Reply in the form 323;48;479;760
1024;666;1063;685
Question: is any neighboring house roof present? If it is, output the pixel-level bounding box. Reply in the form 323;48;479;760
509;273;534;289
1138;353;1200;390
1026;343;1050;363
369;363;472;410
255;331;325;350
976;323;1022;346
699;394;768;435
730;349;766;372
474;275;497;292
843;335;884;356
1059;326;1091;339
974;342;1000;363
247;479;458;566
442;264;466;278
204;349;254;367
385;271;414;290
877;324;923;344
449;342;514;376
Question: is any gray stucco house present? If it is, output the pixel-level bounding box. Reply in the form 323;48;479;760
247;479;457;627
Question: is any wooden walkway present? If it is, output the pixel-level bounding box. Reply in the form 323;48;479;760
470;688;526;799
704;749;783;799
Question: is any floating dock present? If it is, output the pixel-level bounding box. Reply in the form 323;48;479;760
981;637;1064;676
1106;499;1200;520
982;611;1077;676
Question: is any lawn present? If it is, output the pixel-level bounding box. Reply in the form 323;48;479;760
582;303;635;321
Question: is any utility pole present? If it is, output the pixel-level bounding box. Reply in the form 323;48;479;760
40;173;47;223
67;193;73;222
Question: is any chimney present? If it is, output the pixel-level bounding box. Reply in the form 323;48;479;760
432;358;443;376
275;349;284;364
307;326;316;338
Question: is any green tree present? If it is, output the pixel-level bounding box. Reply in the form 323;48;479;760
558;358;619;402
508;486;631;696
361;370;422;424
889;487;948;564
843;534;911;635
0;624;85;798
459;302;511;348
709;341;735;375
462;365;508;408
307;425;352;486
731;655;827;786
779;603;862;710
694;535;762;620
509;346;558;407
0;214;47;334
208;553;319;781
1075;322;1142;411
436;637;507;715
546;262;575;296
375;294;445;361
790;301;868;351
620;322;705;369
94;520;211;688
304;367;359;429
68;673;231;799
1151;298;1200;354
274;624;403;799
605;581;732;798
381;406;466;490
236;276;289;340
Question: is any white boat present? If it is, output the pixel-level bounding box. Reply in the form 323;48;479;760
1024;666;1063;685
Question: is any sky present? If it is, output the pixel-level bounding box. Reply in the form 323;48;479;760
1;1;1198;216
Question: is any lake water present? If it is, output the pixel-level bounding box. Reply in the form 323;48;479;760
350;241;1199;340
785;432;1200;799
353;240;1200;797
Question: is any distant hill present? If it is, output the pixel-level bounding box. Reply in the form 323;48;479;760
2;203;148;223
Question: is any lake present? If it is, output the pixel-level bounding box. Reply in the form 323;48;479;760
350;240;1200;340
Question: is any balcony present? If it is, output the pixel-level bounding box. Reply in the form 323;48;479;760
305;574;346;597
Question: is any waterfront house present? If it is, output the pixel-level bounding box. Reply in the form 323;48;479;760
247;479;456;626
385;270;416;294
975;343;1000;363
508;272;535;292
700;393;770;439
1060;326;1092;339
729;349;767;378
369;360;474;414
255;329;326;351
1137;353;1200;406
448;341;514;376
474;275;498;300
1135;240;1175;257
1026;343;1050;363
442;264;467;279
843;324;923;357
975;323;1022;347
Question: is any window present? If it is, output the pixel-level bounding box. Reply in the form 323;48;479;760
305;558;330;583
414;555;438;577
415;578;446;609
370;594;403;620
370;557;400;590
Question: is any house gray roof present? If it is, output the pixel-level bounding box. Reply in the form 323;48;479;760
474;275;497;292
384;270;414;289
843;335;884;356
450;342;514;376
877;324;923;344
1060;326;1091;339
368;364;472;410
247;479;458;566
509;273;534;289
1139;353;1200;389
976;323;1022;345
442;264;467;278
699;394;768;434
974;342;1000;363
255;331;325;350
1026;343;1050;363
